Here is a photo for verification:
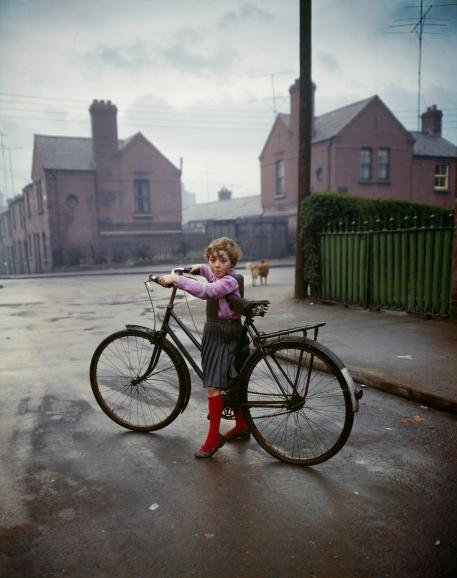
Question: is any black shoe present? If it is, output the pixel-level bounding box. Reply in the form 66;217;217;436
194;435;225;459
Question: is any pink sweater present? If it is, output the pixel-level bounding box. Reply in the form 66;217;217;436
177;264;241;319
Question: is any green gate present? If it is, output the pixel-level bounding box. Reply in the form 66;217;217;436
320;215;454;316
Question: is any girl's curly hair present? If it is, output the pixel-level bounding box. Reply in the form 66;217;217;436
203;237;242;266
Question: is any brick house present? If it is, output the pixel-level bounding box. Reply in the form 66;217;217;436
0;100;182;274
260;79;456;235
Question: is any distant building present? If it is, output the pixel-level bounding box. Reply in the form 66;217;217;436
260;79;456;235
182;187;289;259
0;100;182;274
183;187;262;232
181;183;197;210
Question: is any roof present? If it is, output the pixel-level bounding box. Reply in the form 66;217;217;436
33;132;164;171
271;96;378;145
183;195;262;224
34;135;94;171
312;96;378;143
411;131;457;158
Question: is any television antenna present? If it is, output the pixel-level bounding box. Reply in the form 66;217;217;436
388;1;454;130
249;70;293;117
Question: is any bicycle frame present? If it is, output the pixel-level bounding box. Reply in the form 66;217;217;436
157;284;204;380
142;278;327;408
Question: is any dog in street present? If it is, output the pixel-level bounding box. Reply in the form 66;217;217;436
245;259;270;286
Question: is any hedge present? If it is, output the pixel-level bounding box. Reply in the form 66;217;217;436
298;192;452;295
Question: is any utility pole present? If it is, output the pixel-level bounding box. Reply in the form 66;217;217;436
0;131;8;205
294;0;312;299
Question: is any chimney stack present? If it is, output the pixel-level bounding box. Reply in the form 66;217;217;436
89;99;119;174
289;78;315;136
421;105;442;136
218;187;232;201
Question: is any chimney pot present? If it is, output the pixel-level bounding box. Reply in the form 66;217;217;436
421;105;442;136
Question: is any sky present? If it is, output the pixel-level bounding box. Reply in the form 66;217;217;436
0;0;456;206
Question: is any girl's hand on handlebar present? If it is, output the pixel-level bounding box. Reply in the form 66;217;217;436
189;264;202;275
159;274;179;288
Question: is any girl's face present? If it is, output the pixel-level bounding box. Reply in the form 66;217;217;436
208;250;232;278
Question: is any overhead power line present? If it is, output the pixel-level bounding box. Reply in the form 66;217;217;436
389;1;457;130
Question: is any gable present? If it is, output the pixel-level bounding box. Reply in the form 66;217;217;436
314;95;412;144
259;114;291;160
119;131;180;173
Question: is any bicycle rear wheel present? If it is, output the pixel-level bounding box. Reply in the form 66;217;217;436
90;329;189;431
241;337;353;465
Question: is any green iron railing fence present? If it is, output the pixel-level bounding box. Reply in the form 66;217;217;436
319;214;454;316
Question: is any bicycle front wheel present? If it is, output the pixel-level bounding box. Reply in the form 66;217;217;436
242;338;354;465
90;329;189;431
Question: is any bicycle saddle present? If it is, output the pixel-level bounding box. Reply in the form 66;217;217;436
244;300;270;317
227;294;270;317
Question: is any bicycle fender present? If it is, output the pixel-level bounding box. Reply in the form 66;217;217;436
243;337;362;414
300;339;362;414
125;324;158;337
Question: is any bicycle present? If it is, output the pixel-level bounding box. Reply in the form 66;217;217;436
89;268;364;466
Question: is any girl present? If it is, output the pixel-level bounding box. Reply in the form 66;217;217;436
159;236;250;458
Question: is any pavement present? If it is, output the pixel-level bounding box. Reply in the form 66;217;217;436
2;258;456;415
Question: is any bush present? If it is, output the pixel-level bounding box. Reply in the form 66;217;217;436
298;192;452;295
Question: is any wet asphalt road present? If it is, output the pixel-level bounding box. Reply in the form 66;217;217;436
1;267;456;578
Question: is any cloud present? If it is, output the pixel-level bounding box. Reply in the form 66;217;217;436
316;51;341;73
219;2;276;28
81;27;238;79
160;28;239;74
81;39;157;78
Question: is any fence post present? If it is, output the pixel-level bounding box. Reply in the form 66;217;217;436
452;204;457;316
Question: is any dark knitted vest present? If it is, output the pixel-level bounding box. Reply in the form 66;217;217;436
206;272;245;321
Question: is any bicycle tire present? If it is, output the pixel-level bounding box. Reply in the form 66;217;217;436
90;328;189;432
240;337;354;465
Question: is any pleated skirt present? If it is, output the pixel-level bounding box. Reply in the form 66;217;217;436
201;320;250;389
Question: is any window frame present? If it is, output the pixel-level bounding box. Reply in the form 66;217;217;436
36;180;44;215
377;148;390;182
359;147;373;181
434;163;449;191
134;179;152;214
275;159;285;197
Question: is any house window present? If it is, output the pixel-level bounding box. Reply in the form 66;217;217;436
19;202;25;228
42;232;48;261
434;164;449;190
26;190;32;218
378;148;390;181
134;179;151;213
36;181;44;214
275;160;285;197
66;194;79;209
359;148;372;180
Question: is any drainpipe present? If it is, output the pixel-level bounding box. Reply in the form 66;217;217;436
327;138;333;191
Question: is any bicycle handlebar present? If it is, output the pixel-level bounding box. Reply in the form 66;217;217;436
148;267;192;285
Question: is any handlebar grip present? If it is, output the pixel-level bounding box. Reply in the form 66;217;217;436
172;267;192;275
148;267;191;284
